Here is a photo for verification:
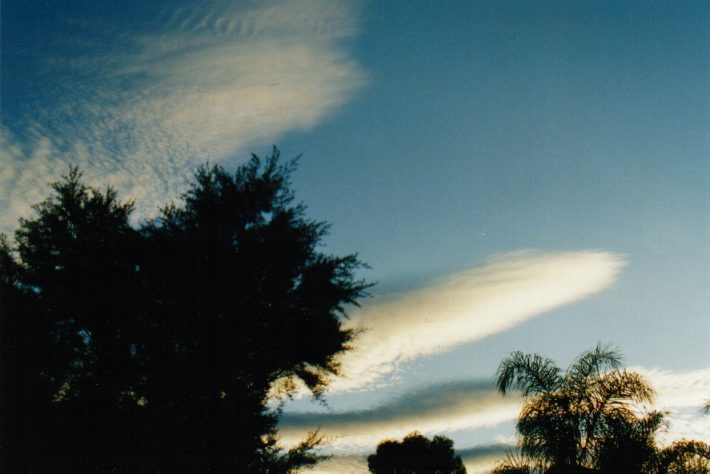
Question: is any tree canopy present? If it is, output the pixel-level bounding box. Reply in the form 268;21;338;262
367;432;467;474
0;150;370;472
494;344;710;474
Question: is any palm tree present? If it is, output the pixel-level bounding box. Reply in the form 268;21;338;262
594;409;665;472
494;343;660;473
652;440;710;473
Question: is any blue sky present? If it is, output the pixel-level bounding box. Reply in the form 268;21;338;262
2;1;708;471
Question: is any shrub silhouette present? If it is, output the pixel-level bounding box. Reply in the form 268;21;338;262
367;431;467;474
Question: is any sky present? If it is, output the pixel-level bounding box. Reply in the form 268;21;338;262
2;0;709;471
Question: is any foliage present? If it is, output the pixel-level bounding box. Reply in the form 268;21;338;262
367;432;467;474
2;169;143;471
494;344;710;474
651;440;710;474
0;150;370;472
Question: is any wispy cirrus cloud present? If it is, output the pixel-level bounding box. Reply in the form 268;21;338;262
278;379;520;452
636;366;710;445
325;250;625;393
0;0;365;233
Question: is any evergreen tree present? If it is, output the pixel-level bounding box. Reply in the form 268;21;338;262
0;150;370;472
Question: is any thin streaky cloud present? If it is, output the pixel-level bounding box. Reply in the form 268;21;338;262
324;250;625;393
284;366;708;468
288;443;512;473
458;444;513;474
278;379;520;452
1;0;365;234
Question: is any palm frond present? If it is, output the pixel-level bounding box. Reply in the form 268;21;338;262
517;392;580;466
495;344;676;473
493;448;546;474
593;369;655;409
653;439;710;473
566;343;622;393
497;351;562;396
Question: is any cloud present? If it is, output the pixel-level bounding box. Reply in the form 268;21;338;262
278;379;520;452
458;444;513;474
283;366;707;470
286;444;513;473
635;366;710;445
273;250;624;461
302;444;512;474
326;250;625;393
306;454;368;474
0;0;365;233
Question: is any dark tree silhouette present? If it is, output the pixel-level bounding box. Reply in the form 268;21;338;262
367;432;467;474
0;235;45;470
493;344;710;474
652;440;710;473
135;151;370;471
0;150;370;472
2;168;143;471
593;409;665;473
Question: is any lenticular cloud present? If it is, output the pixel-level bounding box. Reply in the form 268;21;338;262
329;250;625;393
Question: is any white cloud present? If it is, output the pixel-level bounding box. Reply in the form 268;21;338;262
278;380;519;452
0;0;365;233
272;250;624;462
325;250;625;393
635;366;710;445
